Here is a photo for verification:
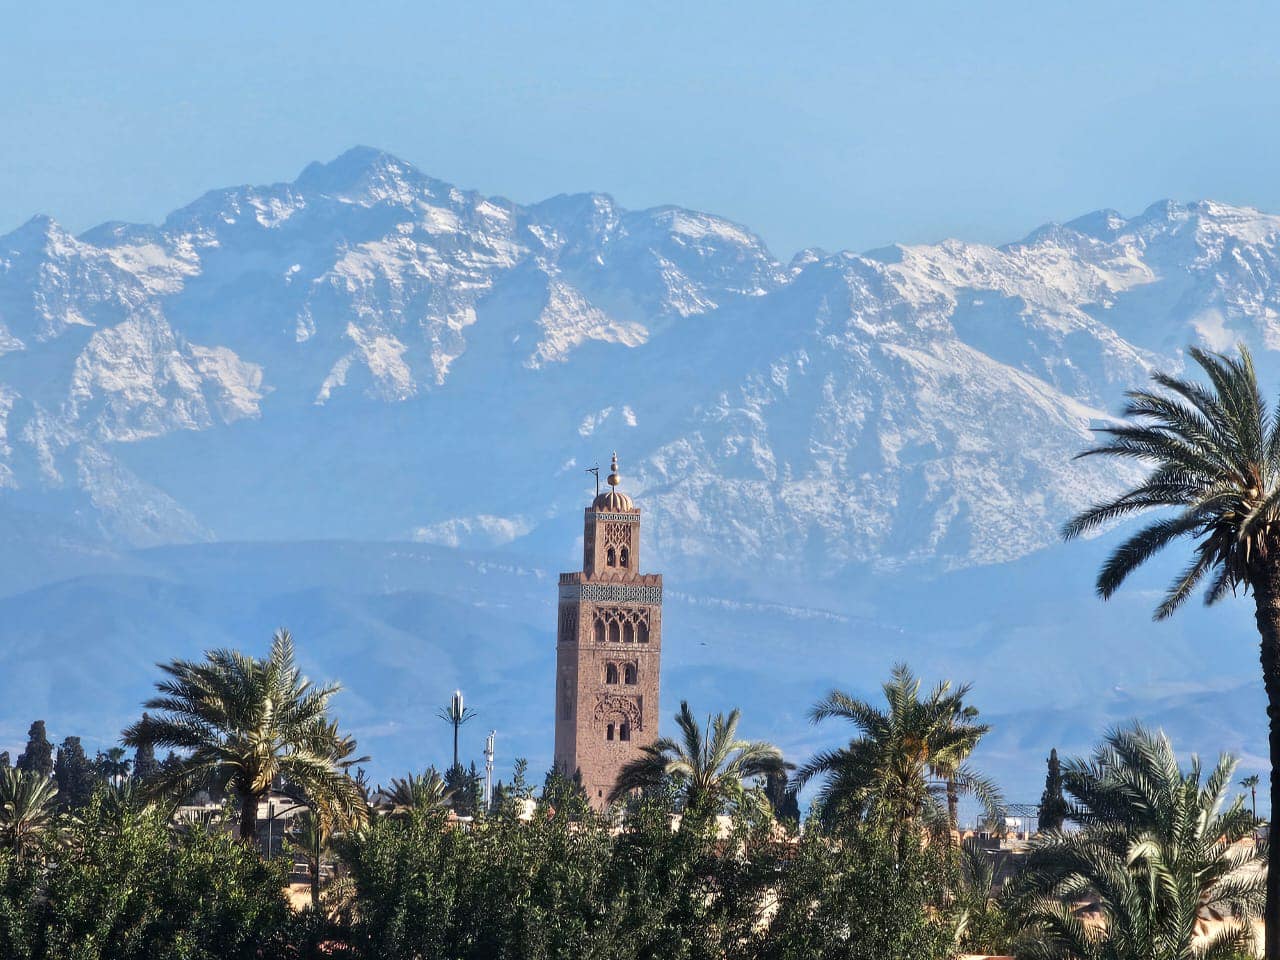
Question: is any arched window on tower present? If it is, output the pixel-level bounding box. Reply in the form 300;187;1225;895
594;620;605;645
606;547;617;567
619;721;631;742
622;622;634;643
619;546;630;568
624;663;637;685
606;723;615;741
609;620;620;644
605;662;619;684
637;621;649;644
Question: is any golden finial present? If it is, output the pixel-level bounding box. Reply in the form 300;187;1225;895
607;451;621;487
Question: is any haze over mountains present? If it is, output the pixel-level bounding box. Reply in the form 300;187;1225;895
2;147;1277;807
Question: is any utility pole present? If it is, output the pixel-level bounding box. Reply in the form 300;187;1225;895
437;690;476;770
484;730;496;811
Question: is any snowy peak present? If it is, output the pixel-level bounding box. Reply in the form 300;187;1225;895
3;150;1280;574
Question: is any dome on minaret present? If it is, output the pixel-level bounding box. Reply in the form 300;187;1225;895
592;452;635;511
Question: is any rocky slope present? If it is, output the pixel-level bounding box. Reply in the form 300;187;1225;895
5;153;1280;798
3;149;1280;581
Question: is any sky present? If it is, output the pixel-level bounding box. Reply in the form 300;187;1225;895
2;1;1279;257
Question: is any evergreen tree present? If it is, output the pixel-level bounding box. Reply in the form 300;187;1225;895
15;721;53;779
0;751;10;769
54;736;96;811
131;716;159;782
444;762;482;817
765;768;801;826
1037;747;1069;833
541;764;588;814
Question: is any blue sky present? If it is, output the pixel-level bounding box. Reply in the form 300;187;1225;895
2;1;1278;256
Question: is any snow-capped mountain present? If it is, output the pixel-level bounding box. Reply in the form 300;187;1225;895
6;149;1280;798
4;148;1280;581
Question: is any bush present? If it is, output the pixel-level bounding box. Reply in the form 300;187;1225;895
0;791;298;959
745;825;957;960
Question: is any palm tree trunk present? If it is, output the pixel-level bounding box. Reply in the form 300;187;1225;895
947;779;959;831
1252;565;1280;960
310;851;320;910
239;792;259;846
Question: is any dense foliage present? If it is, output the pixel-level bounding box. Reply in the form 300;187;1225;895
338;791;953;960
1011;725;1265;960
749;824;957;960
795;663;1003;834
0;790;296;960
1063;344;1280;954
122;629;368;843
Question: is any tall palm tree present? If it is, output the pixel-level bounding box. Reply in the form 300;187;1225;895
122;629;368;845
0;768;59;861
794;664;1003;835
1013;725;1265;960
935;695;989;831
1240;773;1261;823
608;700;785;817
1062;345;1280;956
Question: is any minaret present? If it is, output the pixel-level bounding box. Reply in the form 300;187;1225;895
554;453;663;808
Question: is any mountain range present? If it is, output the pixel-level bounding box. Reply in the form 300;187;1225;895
3;147;1278;809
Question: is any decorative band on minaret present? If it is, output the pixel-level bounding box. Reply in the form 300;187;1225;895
552;453;663;807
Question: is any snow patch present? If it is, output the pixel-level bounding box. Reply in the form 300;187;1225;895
412;514;533;548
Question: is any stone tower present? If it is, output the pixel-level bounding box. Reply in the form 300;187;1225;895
554;453;662;808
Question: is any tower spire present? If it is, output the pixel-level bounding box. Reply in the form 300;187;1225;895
607;451;620;488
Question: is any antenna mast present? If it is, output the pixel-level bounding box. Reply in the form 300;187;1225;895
483;730;496;812
585;463;600;497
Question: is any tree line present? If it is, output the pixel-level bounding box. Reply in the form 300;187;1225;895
0;638;1265;959
1;342;1279;958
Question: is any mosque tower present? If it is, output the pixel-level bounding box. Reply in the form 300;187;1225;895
553;453;663;807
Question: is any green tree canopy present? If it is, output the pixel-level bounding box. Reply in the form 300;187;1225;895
1061;344;1280;956
122;629;368;844
15;722;52;781
0;768;59;862
1012;725;1264;960
794;664;1002;834
609;700;784;818
53;736;95;812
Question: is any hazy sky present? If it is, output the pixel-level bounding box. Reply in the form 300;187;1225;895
3;2;1278;256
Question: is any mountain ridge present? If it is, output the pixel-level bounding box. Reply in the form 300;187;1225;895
3;148;1280;581
4;154;1280;798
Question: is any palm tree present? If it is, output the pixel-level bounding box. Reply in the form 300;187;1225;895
935;694;990;832
1013;725;1265;960
955;835;1014;955
122;629;368;845
794;664;1003;835
0;767;59;861
288;809;333;911
1062;345;1280;956
376;769;453;818
94;747;131;786
608;700;785;817
1241;773;1261;823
